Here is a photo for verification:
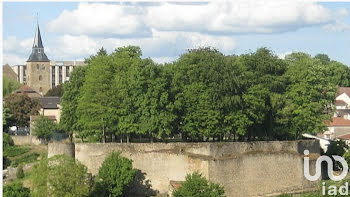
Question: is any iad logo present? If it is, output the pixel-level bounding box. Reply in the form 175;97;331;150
303;149;348;181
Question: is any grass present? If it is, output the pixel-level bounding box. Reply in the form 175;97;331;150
4;144;47;168
10;153;40;167
4;146;30;157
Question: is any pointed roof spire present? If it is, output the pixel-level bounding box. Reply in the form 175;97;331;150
33;24;44;48
27;18;49;62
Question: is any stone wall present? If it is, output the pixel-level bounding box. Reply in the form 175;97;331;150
69;140;320;197
48;142;75;158
11;135;32;145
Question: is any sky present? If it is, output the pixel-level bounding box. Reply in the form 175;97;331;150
3;1;350;66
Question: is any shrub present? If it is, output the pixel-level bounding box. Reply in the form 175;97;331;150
3;132;14;148
92;151;136;197
16;165;25;179
326;140;349;170
32;115;58;142
326;140;348;156
31;155;91;197
172;172;225;197
3;182;30;197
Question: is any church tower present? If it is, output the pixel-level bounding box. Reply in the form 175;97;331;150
26;23;50;95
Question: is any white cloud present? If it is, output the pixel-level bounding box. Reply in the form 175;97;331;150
47;3;150;37
46;30;236;61
4;36;32;55
323;8;350;32
3;53;26;65
47;1;341;36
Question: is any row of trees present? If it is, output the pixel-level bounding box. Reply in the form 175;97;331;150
60;46;348;142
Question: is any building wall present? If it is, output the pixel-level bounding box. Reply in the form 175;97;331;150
26;61;51;95
70;140;320;197
11;62;85;90
40;108;61;123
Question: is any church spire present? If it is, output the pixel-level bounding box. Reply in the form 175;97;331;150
33;24;44;48
27;22;49;62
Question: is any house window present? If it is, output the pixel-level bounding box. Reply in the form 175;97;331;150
39;75;42;81
42;65;45;70
39;87;42;92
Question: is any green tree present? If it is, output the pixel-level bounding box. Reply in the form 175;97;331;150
282;53;337;138
138;62;176;141
3;182;30;197
92;151;136;197
60;66;87;140
3;76;21;97
32;115;58;142
172;48;225;141
172;172;225;197
4;94;40;128
31;155;90;197
110;46;144;142
314;54;331;65
45;84;64;97
77;51;115;142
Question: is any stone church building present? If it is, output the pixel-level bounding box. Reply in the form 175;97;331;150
10;24;85;95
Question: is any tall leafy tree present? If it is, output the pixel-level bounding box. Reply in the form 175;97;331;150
110;46;144;142
77;51;114;142
60;66;87;140
4;94;40;128
138;62;176;141
282;53;337;138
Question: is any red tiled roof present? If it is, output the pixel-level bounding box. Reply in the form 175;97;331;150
338;133;350;140
335;100;347;106
337;87;350;97
326;117;350;127
16;85;36;92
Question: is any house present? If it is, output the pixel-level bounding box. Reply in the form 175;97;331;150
324;87;350;141
38;96;61;123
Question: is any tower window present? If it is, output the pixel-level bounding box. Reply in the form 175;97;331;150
39;75;42;81
39;87;42;92
37;64;39;70
42;65;45;70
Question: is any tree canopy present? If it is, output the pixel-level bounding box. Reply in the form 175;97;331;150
45;84;63;97
32;115;58;142
60;46;346;142
4;94;40;128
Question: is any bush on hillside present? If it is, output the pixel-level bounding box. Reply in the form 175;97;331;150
3;182;30;197
16;165;25;179
172;172;225;197
91;151;136;197
31;154;91;197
